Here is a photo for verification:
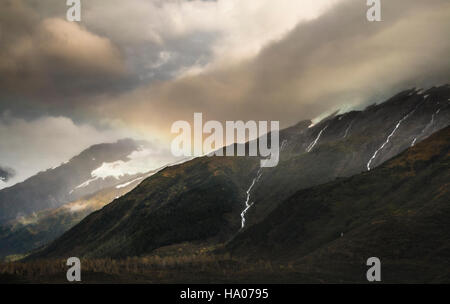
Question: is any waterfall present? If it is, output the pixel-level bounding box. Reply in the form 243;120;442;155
307;125;328;152
367;108;417;171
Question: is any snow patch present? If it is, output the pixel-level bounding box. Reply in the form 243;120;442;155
115;176;145;189
74;177;100;190
73;146;176;191
66;203;88;212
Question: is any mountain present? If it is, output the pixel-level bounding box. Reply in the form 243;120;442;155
246;85;450;226
225;126;450;282
30;85;450;260
31;156;259;258
0;138;158;224
0;174;146;260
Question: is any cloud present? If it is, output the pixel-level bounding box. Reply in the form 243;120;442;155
36;18;125;77
93;0;450;137
0;0;449;173
81;0;340;65
0;113;134;189
0;0;340;116
0;1;126;105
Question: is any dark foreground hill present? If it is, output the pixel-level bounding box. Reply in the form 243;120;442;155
226;126;450;282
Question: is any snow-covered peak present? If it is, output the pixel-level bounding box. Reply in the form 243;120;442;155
91;147;169;180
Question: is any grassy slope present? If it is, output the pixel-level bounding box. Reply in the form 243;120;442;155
226;126;450;282
31;156;259;258
29;87;450;261
6;128;450;283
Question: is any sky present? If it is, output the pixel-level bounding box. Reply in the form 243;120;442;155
1;0;450;188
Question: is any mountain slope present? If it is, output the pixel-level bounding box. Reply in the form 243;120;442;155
0;174;146;260
31;86;450;260
31;156;259;258
247;85;450;226
0;139;154;224
226;126;450;282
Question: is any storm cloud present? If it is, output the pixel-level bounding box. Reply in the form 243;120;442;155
0;0;339;118
87;0;450;137
0;0;127;118
0;0;449;186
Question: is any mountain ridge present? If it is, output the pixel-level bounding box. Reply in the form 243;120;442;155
224;126;450;282
0;138;156;224
28;85;450;260
0;173;147;260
